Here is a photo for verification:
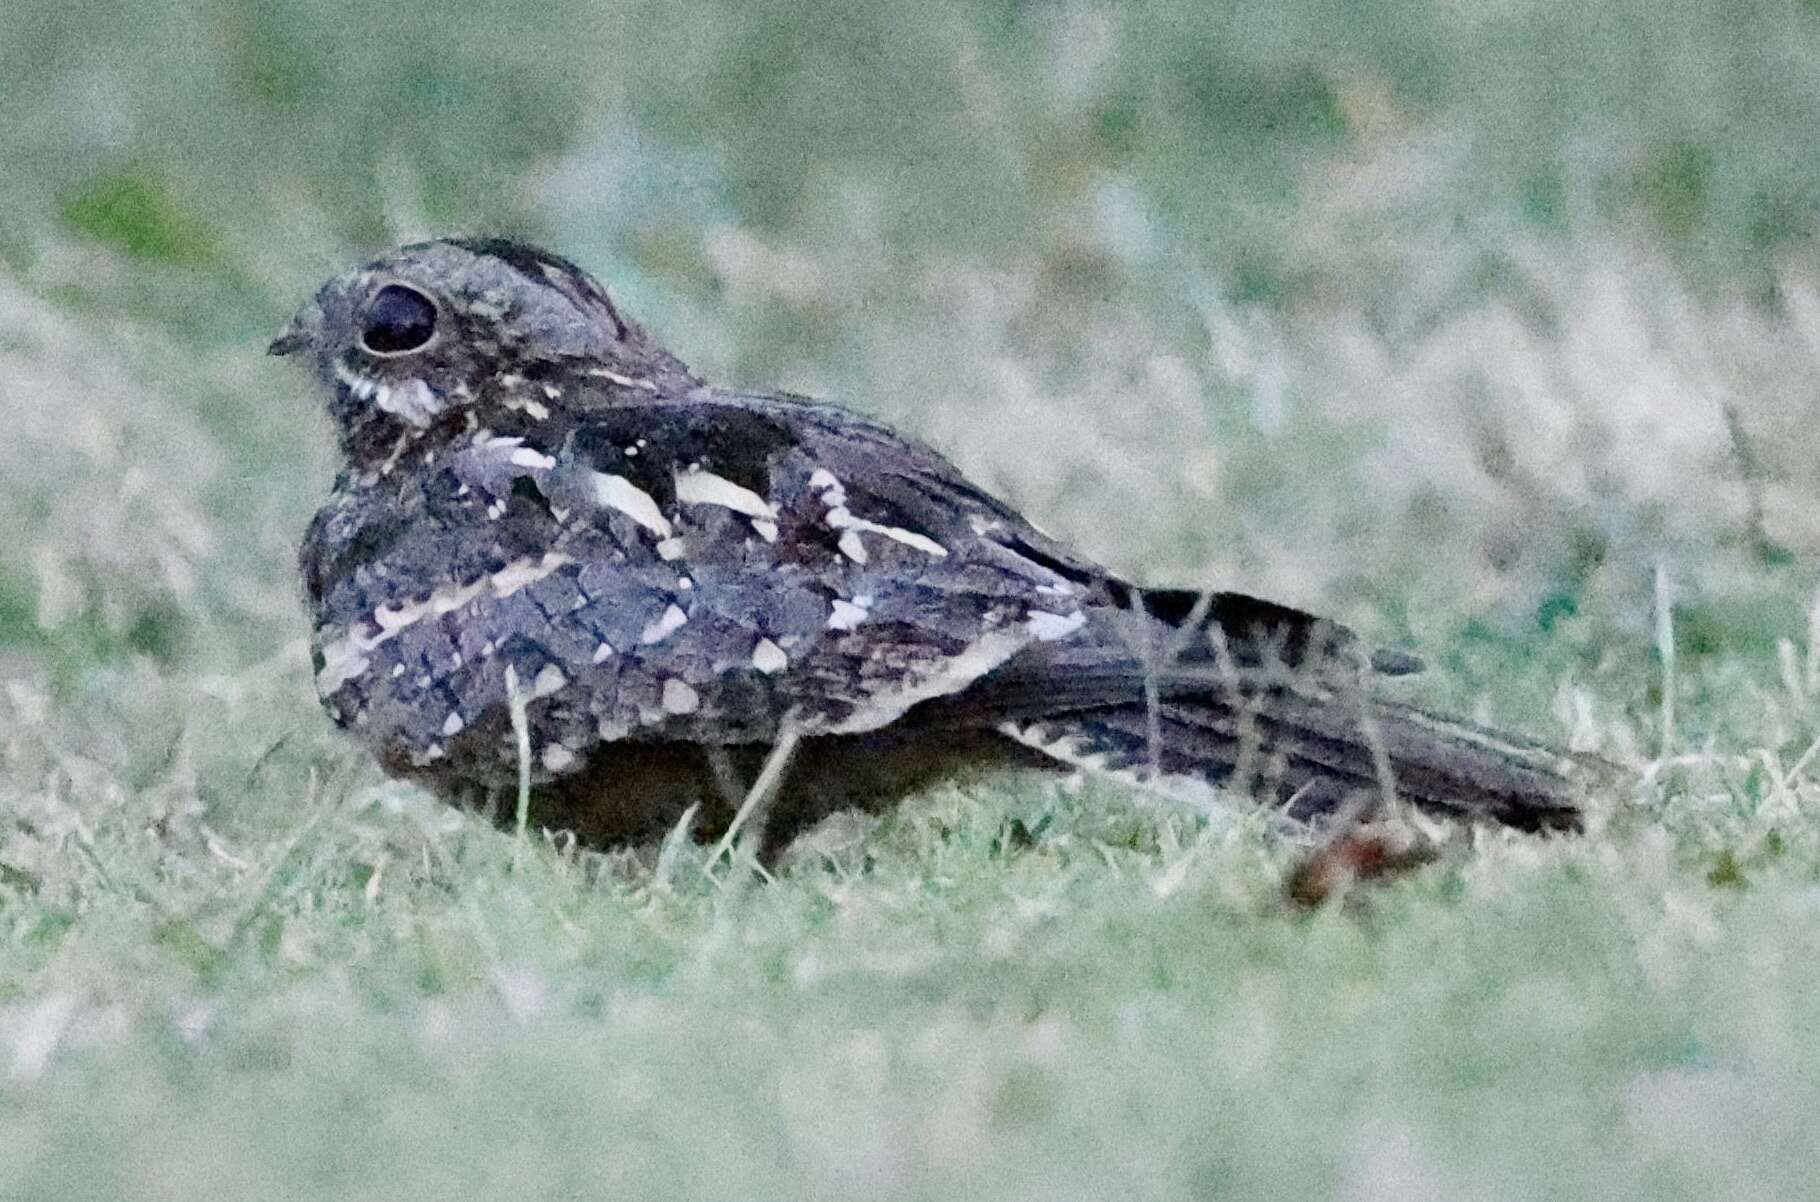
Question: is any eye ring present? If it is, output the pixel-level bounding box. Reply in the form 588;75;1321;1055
359;283;441;357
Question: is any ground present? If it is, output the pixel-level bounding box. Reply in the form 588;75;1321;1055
4;1;1820;1198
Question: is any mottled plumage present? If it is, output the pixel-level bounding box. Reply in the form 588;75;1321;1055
274;238;1594;848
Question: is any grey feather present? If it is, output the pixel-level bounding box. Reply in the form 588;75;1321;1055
279;238;1605;843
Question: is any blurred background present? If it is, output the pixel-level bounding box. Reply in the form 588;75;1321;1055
7;0;1820;732
11;4;1820;1196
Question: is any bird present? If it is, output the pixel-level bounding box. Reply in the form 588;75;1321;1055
272;237;1597;853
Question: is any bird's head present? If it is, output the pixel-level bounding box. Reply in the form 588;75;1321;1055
271;238;690;466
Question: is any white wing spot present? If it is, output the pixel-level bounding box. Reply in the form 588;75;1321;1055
1026;610;1087;641
640;604;689;644
531;664;568;700
509;446;556;470
584;366;658;391
751;638;788;674
674;469;777;518
828;598;870;631
590;472;673;538
874;525;947;557
661;678;701;715
541;744;578;772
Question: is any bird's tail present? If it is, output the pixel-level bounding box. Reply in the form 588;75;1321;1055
997;686;1592;831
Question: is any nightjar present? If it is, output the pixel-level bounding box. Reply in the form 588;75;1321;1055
273;238;1593;849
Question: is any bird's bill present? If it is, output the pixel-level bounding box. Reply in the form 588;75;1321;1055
267;315;310;357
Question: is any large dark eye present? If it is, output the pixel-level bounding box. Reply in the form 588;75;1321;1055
360;284;439;355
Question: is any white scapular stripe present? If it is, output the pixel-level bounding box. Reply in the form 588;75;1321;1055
825;505;948;558
313;552;574;696
826;629;1027;734
491;553;575;597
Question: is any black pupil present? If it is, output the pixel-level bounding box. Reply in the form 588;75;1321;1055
362;285;437;354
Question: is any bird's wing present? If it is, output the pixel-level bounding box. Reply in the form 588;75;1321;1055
304;390;1106;788
304;387;1416;791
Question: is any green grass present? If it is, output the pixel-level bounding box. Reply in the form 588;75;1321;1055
7;0;1820;1197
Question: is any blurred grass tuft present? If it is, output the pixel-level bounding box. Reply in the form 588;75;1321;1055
57;170;220;268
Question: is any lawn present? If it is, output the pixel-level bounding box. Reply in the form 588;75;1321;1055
5;1;1820;1197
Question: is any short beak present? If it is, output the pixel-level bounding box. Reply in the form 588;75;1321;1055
267;316;310;357
265;322;309;355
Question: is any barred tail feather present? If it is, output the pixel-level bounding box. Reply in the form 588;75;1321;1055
999;691;1589;832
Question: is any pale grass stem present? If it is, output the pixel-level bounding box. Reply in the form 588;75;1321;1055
1113;583;1225;799
505;665;533;861
1655;560;1676;761
1807;583;1820;697
1351;657;1404;823
707;718;803;874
